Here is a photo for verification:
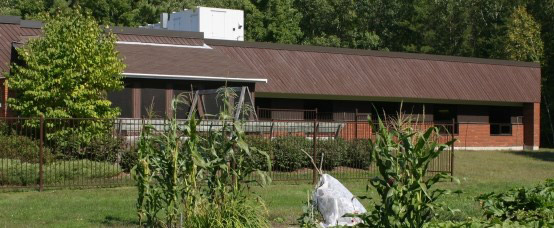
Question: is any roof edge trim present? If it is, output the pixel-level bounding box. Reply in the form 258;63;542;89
20;20;42;28
207;39;541;68
123;72;267;83
117;41;211;49
0;16;21;24
255;92;529;106
109;27;204;39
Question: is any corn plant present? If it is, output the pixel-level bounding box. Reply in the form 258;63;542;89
133;88;271;228
355;114;458;228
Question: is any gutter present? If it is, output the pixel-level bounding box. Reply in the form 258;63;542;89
122;72;268;83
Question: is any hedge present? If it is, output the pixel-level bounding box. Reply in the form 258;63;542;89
246;135;373;172
0;159;122;186
0;134;54;163
271;136;312;171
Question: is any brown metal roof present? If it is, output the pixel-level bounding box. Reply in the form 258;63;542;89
207;39;541;68
0;23;23;74
117;43;262;82
211;41;541;103
0;16;541;103
0;19;259;82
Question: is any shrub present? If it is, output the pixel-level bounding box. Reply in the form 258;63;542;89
476;179;554;223
424;179;554;227
245;135;273;171
119;148;137;172
81;135;125;162
316;138;348;170
0;159;121;186
0;121;10;135
47;122;118;159
272;136;311;171
0;134;54;163
344;139;372;169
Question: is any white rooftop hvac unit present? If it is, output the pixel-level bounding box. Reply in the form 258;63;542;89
161;7;244;41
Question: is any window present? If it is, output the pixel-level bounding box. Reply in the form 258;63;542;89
433;105;458;134
490;107;512;135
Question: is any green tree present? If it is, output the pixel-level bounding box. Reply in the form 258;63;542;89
504;6;543;62
403;0;472;55
7;9;125;119
297;0;381;49
263;0;302;44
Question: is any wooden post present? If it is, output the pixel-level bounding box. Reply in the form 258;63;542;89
39;115;44;192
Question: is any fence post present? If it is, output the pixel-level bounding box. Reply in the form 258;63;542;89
451;118;455;180
312;111;318;185
355;108;358;139
39;115;44;192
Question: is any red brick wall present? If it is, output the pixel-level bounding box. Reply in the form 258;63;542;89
523;103;540;149
455;123;524;148
252;121;527;149
337;122;525;148
339;122;372;139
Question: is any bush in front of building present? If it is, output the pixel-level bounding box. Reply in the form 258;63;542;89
271;136;312;172
344;139;372;169
316;138;348;170
245;135;374;172
0;159;122;186
245;135;273;171
0;134;54;164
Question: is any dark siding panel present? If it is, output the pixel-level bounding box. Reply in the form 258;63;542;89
141;87;166;118
270;99;304;120
108;87;133;118
458;105;489;123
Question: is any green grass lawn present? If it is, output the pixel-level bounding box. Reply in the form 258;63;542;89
1;150;553;227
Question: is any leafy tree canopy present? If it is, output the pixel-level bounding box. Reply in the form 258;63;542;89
505;6;543;63
7;9;125;119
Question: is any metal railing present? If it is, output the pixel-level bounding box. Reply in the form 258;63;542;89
0;117;455;190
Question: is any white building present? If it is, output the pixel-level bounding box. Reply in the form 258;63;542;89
145;7;244;41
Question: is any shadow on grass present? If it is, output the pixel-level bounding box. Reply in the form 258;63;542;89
508;151;554;162
99;216;139;227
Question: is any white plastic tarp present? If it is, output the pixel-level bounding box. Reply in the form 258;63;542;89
313;174;366;227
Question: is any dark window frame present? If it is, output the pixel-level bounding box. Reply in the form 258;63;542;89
490;123;513;136
489;107;513;136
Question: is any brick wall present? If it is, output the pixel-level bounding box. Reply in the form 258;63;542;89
339;122;526;149
339;122;372;139
455;123;524;148
523;103;540;150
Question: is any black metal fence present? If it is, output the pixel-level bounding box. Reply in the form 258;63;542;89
0;117;454;190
